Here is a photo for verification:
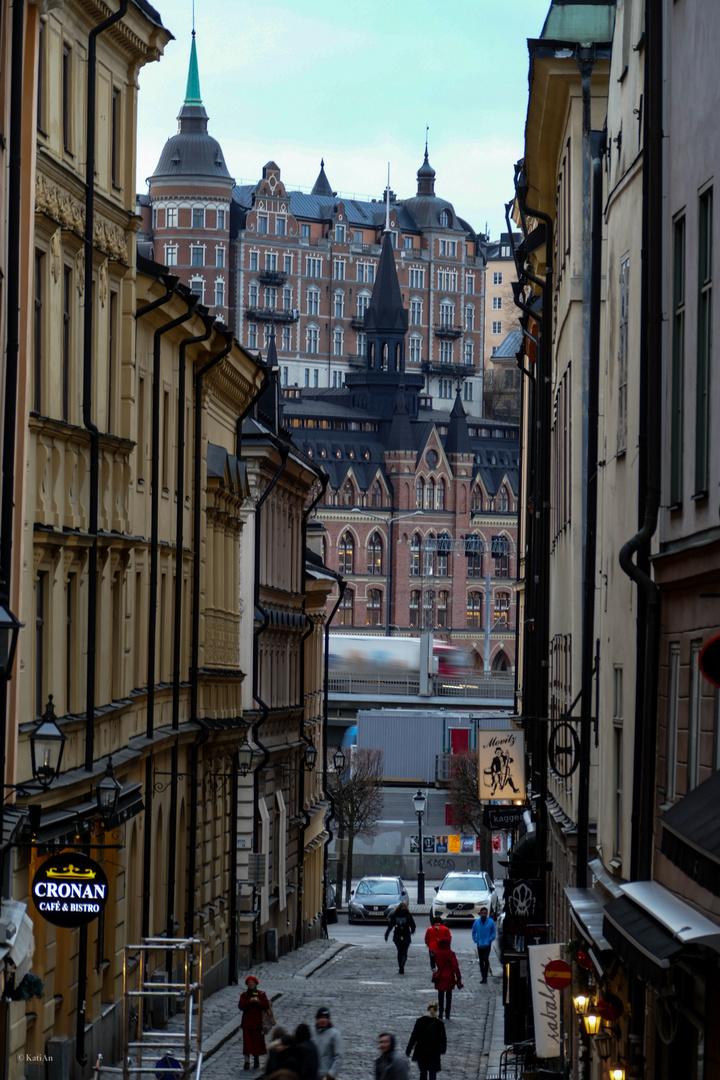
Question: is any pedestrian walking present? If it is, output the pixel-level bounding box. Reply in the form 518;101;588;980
375;1033;409;1080
385;902;416;974
424;919;451;970
430;939;462;1020
294;1023;319;1080
238;975;271;1070
405;1002;446;1080
264;1028;303;1079
311;1007;342;1080
471;906;496;983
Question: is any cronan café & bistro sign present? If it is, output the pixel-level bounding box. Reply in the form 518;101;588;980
32;852;109;928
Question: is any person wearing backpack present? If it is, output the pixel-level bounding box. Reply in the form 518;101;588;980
385;902;417;974
430;938;462;1020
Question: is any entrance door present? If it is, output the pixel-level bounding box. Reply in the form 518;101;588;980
449;727;469;754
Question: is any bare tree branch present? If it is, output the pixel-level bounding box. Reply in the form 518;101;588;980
327;747;384;903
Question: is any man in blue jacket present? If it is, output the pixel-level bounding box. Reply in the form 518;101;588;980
471;907;496;983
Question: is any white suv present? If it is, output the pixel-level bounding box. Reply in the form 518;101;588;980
430;871;499;923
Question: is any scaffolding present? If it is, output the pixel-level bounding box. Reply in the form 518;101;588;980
93;937;203;1080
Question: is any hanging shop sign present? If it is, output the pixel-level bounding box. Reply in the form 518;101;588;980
483;804;525;829
478;730;525;801
548;721;580;778
32;852;108;928
699;634;720;688
528;943;563;1059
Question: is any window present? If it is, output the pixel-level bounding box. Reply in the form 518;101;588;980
366;589;382;626
410;298;423;325
436;479;445;510
670;216;685;505
265;253;278;272
409;268;425;288
497;486;510;512
467;592;482;628
437;534;450;576
439;239;457;257
333;328;344;356
334;259;345;281
618;254;629;455
493;271;503;285
437;591;448;628
37;21;46;131
257;215;268;234
492;535;510;578
492;321;502;335
215;246;225;267
494;592;510;626
410;534;421;576
353;230;363;243
696;187;713;495
34;250;44;413
501;245;510;257
111;88;121;187
666;644;680;799
464;340;474;365
307;289;320;316
409;336;422;364
465;305;475;331
367;533;383;574
423;536;436;577
265;286;277;308
301;223;311;238
189;278;205;305
248;323;258;348
306;325;319;353
276;217;286;236
415;477;424;510
217;208;225;230
283;286;293;310
214;279;225;307
313;369;319;387
62;43;72;152
688;640;703;791
338;590;354;627
463;382;473;403
437;270;457;290
250;251;259;271
191;246;204;267
440;300;454;327
465;274;475;294
283;254;293;274
334;291;345;318
357;332;367;356
62;266;72;421
440;209;451;227
281;366;288;385
335;224;345;241
425;479;435;511
249;283;259;306
357;292;371;317
466;534;483;578
439;378;452;399
357;263;375;284
282;326;291;351
339;532;355;573
409;590;420;628
471;486;482;512
439;340;453;363
306;257;322;277
492;296;503;310
370;482;383;507
192;206;205;229
403;236;413;249
304;368;310;387
165;206;178;228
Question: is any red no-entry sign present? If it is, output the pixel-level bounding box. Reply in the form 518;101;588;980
543;959;572;990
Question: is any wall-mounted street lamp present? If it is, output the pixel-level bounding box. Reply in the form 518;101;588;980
413;788;427;904
583;1012;602;1036
237;735;254;777
0;599;22;681
302;742;318;772
573;993;591;1016
29;696;67;790
593;1031;614;1061
332;747;346;772
95;758;122;821
609;1068;625;1080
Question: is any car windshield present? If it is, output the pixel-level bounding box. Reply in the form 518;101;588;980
357;879;398;895
441;877;488;892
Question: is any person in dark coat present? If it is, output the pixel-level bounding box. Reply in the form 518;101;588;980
430;939;462;1020
294;1023;319;1080
375;1033;409;1080
264;1028;303;1079
385;902;417;974
238;975;270;1069
405;1002;446;1080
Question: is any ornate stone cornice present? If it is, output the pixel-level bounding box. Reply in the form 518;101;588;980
205;357;256;414
35;170;130;263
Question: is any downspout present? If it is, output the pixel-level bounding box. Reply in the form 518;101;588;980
167;313;214;972
297;471;328;943
77;3;128;1068
577;130;606;888
187;329;234;937
623;0;662;886
322;581;347;918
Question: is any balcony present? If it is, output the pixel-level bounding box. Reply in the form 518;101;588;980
349;242;381;256
433;322;463;339
258;270;287;286
246;306;298;323
424;361;474;377
350;315;368;330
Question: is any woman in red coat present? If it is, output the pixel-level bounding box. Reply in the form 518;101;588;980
238;975;270;1069
431;939;462;1020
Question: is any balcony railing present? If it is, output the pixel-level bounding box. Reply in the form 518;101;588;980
350;315;368;330
258;270;287;286
424;361;474;377
433;323;463;339
245;306;298;323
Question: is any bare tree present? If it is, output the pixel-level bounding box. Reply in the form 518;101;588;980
327;747;384;904
447;750;494;871
483;369;520;421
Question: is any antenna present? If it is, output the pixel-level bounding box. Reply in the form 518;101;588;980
385;163;390;233
425;125;429;157
192;0;196;36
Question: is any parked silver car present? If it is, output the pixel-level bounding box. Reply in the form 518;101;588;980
348;876;410;923
430;871;499;923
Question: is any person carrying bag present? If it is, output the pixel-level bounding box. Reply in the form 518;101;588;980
429;939;462;1020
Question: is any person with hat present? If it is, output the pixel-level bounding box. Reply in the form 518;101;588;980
311;1008;342;1080
238;975;271;1069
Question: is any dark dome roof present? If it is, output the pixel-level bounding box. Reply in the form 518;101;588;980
401;194;465;232
150;110;232;182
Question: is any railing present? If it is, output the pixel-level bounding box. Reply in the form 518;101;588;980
328;673;514;699
245;306;298;323
350;316;367;330
258;270;287;286
433;323;463;339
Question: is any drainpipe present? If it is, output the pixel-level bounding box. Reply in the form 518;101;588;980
166;313;214;971
187;329;234;938
77;2;128;1068
577;130;606;888
322;581;347;919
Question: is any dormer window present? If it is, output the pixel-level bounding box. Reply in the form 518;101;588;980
440;209;451;228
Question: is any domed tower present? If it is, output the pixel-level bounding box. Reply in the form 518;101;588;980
147;33;235;319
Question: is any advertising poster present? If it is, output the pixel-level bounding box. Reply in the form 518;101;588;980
448;834;461;853
460;835;475;853
423;836;435;854
409;835;420;853
527;943;562;1058
478;730;526;801
435;835;449;853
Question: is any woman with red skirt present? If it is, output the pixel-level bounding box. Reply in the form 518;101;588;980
238;975;270;1069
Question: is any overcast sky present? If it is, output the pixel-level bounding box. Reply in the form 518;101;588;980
136;1;548;239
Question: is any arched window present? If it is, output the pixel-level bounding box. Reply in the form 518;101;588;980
366;589;382;626
415;476;425;509
338;589;354;627
425;478;435;510
492;535;510;579
410;533;421;576
367;532;383;575
423;535;436;577
495;592;510;626
492;650;509;673
465;304;475;331
338;532;354;574
467;592;482;628
440;209;451;228
370;481;383;507
497;486;510;512
333;290;345;318
471;485;483;512
436;478;446;510
466;534;483;578
342;481;355;507
437;533;451;577
437;590;449;628
409;590;421;628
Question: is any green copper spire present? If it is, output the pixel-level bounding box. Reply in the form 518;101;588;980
184;32;203;106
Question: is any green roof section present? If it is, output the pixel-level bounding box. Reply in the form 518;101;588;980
541;1;616;44
184;32;203;106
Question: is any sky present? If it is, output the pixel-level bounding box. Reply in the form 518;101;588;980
136;1;549;239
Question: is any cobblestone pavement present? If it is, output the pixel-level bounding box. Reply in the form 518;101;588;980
172;932;501;1080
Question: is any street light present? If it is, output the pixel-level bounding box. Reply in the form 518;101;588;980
350;509;425;636
95;757;122;820
30;696;67;789
302;741;318;771
0;599;22;681
332;747;346;772
237;735;254;777
413;788;427;904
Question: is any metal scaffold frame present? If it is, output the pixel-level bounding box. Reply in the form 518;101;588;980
93;937;204;1080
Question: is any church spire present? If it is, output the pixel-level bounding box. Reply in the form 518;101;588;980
184;32;203;107
416;132;436;197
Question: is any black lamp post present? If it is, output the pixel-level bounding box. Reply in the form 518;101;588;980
413;788;426;904
237;735;254;777
95;757;122;821
30;695;67;789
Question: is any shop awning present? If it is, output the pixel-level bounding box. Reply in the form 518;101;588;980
0;900;35;988
565;886;613;973
603;895;682;986
661;771;720;897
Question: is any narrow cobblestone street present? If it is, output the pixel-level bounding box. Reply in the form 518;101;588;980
187;929;502;1080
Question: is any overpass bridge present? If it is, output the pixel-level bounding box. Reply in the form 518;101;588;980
327;672;515;729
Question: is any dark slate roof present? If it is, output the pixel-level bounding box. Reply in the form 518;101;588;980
493;330;523;359
400;194;467;233
133;0;167;29
207;443;247;492
444;391;472;455
150;127;233;182
386;380;414;449
364;233;408;334
311;160;334;197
